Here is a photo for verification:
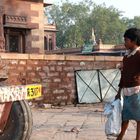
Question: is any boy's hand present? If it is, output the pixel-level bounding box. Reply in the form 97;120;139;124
115;87;122;100
115;93;121;100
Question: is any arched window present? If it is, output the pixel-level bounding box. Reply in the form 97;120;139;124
49;38;52;50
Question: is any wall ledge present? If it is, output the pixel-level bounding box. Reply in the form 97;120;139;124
0;53;123;62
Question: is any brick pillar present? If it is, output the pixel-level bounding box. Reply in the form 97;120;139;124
0;6;5;52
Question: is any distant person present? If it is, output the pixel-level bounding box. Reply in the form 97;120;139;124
115;28;140;140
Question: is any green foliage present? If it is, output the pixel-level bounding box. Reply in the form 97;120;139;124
133;16;140;28
45;0;140;48
89;4;126;44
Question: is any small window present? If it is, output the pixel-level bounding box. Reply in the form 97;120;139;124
4;28;25;53
9;35;19;52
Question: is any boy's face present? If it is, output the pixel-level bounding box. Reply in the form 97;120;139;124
124;37;135;50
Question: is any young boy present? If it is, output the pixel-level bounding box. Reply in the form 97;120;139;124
116;28;140;140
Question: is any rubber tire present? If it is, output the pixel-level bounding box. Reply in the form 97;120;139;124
0;100;33;140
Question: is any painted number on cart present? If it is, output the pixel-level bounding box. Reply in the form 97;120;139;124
26;85;42;99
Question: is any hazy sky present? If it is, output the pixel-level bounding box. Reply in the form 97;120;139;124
46;0;140;18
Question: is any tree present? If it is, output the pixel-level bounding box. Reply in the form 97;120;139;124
133;16;140;28
45;0;132;48
89;4;126;44
46;1;90;48
122;16;140;29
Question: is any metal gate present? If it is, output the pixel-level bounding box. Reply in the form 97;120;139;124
75;69;120;103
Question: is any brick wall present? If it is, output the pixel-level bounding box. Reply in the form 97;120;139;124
0;53;122;105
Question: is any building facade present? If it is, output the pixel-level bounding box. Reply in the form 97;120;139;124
0;0;57;54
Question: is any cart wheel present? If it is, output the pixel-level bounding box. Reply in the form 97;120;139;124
0;100;33;140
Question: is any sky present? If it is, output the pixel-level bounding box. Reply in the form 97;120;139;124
46;0;140;19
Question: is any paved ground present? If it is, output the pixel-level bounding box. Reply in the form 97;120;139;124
30;103;136;140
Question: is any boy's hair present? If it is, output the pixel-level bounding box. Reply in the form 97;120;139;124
124;28;140;46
